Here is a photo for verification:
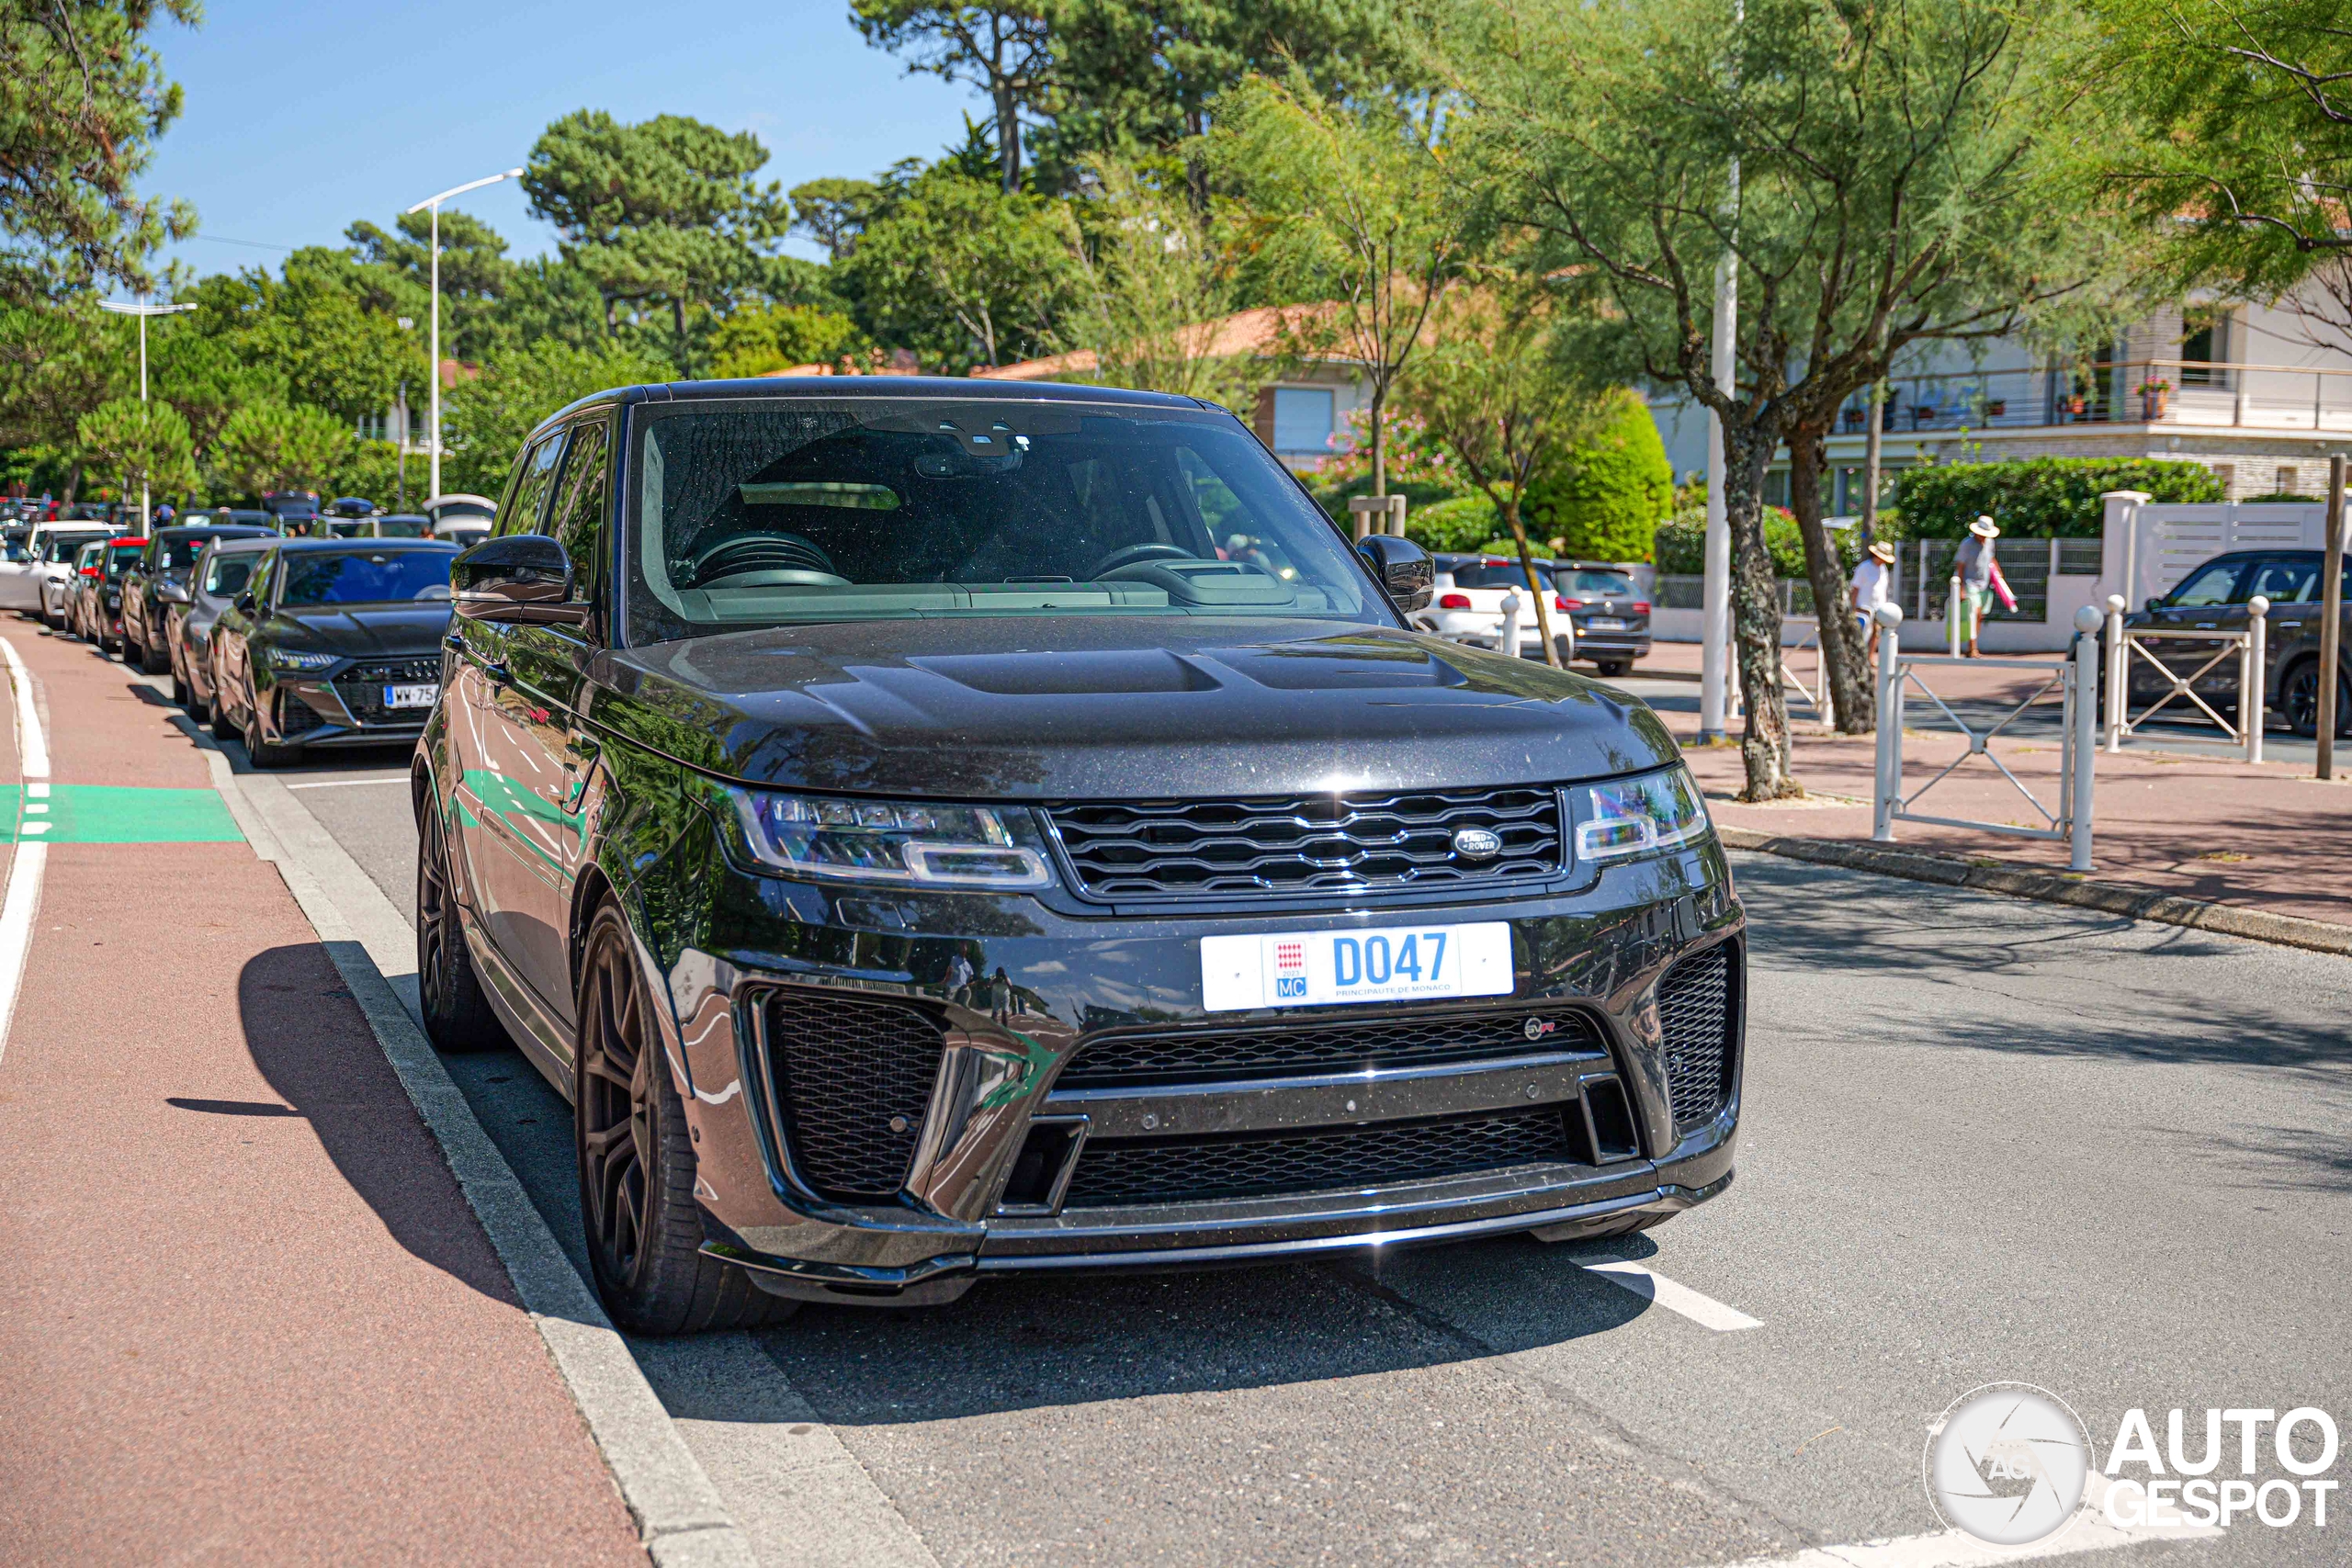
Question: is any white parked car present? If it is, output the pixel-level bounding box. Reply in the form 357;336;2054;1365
6;522;120;622
1413;553;1573;661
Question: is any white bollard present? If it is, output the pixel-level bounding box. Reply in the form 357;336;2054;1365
1872;603;1904;841
1498;592;1521;659
2104;592;2127;751
1947;577;1962;657
2070;604;2101;872
2245;594;2268;763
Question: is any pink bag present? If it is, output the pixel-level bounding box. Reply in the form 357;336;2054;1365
1988;557;2018;613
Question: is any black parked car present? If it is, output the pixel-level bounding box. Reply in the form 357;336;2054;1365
120;524;276;673
2116;549;2352;738
1551;561;1653;678
208;537;458;767
72;536;149;654
166;535;277;714
413;378;1746;1336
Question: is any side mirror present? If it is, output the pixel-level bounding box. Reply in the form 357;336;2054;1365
2143;596;2163;615
453;534;590;626
1355;534;1434;612
234;592;256;615
157;581;190;604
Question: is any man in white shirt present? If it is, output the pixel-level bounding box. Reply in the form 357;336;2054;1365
1849;539;1896;658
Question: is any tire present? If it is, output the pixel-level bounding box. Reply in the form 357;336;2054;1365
416;801;507;1053
2280;659;2351;739
207;682;237;741
140;635;170;675
575;900;796;1335
170;660;191;708
1596;660;1633;679
243;704;295;769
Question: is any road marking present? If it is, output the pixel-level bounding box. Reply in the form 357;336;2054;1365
0;637;47;1063
1581;1256;1764;1332
1718;1475;2220;1567
286;775;409;790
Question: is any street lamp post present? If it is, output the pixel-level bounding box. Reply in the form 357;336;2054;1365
97;298;198;530
404;167;524;500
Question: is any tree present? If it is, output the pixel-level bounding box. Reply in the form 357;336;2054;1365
851;3;1052;194
439;338;668;497
525;111;790;354
345;209;517;363
1456;0;2131;795
2083;0;2352;353
1405;274;1604;667
212;401;354;498
182;258;417;423
1061;160;1257;405
790;178;883;261
1213;69;1487;498
709;303;865;378
1525;389;1675;562
838;165;1080;369
0;1;198;305
76;395;195;502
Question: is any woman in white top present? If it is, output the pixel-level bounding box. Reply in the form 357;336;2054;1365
1849;538;1896;657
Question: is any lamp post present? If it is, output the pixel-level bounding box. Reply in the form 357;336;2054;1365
395;317;414;509
404;167;524;500
97;298;198;530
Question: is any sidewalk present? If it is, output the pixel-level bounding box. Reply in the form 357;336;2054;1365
1634;642;2352;931
0;627;644;1563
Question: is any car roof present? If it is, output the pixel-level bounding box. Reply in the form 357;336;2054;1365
267;536;458;552
156;524;273;538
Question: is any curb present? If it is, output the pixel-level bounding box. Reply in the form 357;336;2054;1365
1716;826;2352;958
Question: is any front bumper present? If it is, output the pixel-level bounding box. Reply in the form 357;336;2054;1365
646;829;1746;1304
266;676;434;750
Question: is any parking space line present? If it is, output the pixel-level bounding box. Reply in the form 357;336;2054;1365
1581;1257;1764;1332
1717;1472;2220;1566
0;637;49;1062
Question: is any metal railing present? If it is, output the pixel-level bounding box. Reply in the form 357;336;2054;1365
1871;604;2103;871
2102;593;2269;762
1834;357;2352;435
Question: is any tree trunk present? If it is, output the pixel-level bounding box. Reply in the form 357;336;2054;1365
62;461;81;504
1785;421;1874;732
1724;423;1799;798
603;293;616;335
1369;382;1386;498
995;85;1022;193
1503;496;1565;670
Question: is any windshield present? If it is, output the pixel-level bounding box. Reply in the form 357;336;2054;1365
154;535;220;571
623;400;1378;644
45;533;103;562
277;548;454;606
1452;561;1553;591
1556;569;1636;598
104;544;144;577
202;556;255;597
375;516;431;538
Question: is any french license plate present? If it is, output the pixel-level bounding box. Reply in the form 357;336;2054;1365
1585;616;1627;631
1200;922;1513;1012
384;682;438;709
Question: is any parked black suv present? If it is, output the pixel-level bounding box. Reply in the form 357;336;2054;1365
2117;549;2351;737
1551;561;1653;677
119;524;276;673
415;379;1745;1334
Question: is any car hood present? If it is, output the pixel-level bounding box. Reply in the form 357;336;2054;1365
589;618;1679;799
267;603;451;660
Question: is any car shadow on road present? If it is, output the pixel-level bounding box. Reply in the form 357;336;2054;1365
236;942;523;1306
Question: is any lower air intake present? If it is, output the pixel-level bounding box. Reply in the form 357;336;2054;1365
763;989;947;1201
1657;946;1736;1131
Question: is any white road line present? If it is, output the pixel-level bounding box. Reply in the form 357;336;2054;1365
1581;1257;1764;1332
0;637;48;1064
1720;1475;2221;1567
285;775;409;790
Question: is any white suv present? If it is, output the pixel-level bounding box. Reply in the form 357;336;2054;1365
7;523;121;623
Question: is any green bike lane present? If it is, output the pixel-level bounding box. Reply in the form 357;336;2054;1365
0;626;646;1565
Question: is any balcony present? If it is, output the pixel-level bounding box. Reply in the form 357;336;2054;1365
1834;357;2352;437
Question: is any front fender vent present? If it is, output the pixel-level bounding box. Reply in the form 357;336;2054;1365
1658;946;1736;1132
761;989;947;1201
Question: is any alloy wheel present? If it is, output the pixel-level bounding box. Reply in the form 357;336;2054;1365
2283;662;2350;739
417;812;458;1017
579;931;655;1285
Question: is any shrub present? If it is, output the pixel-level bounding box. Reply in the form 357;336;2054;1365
1892;457;2222;537
1652;506;1872;578
1523;389;1673;560
1404;493;1499;552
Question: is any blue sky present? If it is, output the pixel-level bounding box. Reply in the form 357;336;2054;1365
142;1;986;281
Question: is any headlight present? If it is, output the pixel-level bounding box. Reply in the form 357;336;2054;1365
1572;765;1711;864
264;648;339;671
729;788;1055;889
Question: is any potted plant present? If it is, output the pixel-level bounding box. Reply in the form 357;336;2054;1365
2136;379;2172;420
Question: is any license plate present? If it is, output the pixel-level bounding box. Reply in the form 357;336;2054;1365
1200;922;1513;1012
1585;616;1627;631
384;682;438;708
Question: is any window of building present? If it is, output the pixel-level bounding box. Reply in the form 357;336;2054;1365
2181;310;2226;386
2275;466;2300;497
1271;388;1337;455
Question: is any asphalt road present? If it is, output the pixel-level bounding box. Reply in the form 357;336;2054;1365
201;674;2352;1568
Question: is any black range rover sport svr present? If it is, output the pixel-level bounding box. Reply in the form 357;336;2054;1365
416;378;1747;1334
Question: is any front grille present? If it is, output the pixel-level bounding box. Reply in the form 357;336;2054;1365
763;989;947;1200
333;656;442;724
1061;1008;1598;1089
279;694;329;736
1046;785;1560;900
1062;1107;1573;1208
1658;946;1735;1131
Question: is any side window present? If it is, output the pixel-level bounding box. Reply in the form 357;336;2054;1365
498;433;568;537
2167;560;2244;607
545;420;610;573
2247;557;2318;605
245;553;275;609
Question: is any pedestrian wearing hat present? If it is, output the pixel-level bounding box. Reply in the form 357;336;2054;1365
1951;516;1999;658
1850;538;1897;660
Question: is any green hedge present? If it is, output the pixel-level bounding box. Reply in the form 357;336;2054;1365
1404;493;1501;552
1653;507;1871;579
1891;457;2222;538
1523;390;1673;560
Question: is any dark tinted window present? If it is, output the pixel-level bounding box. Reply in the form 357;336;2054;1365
202;556;255;597
103;544;144;578
1555;569;1637;598
277;548;454;606
547;420;609;567
1453;561;1553;591
500;434;567;536
44;533;103;562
